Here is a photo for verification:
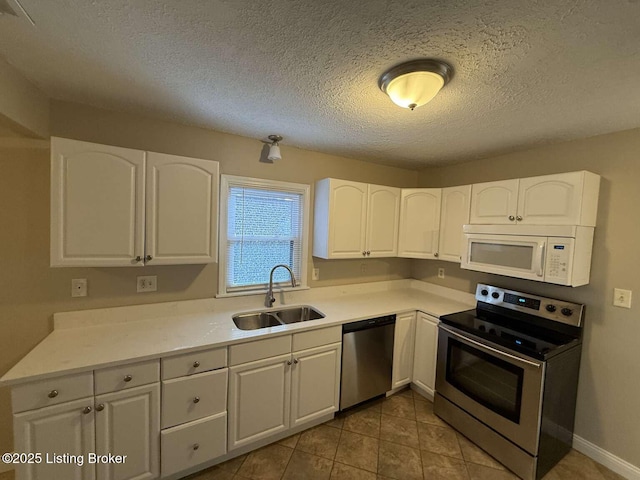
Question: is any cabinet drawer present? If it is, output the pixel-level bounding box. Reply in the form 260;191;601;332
94;359;160;395
293;326;341;352
162;347;227;380
161;412;227;478
11;372;94;413
229;335;291;366
162;369;228;429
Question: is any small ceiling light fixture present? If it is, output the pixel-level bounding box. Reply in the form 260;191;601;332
379;59;453;110
267;135;283;161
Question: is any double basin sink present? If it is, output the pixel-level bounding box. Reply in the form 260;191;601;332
233;305;325;330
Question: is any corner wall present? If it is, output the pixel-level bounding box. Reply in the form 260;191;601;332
413;128;640;470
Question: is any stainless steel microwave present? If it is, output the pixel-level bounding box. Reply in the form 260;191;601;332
461;225;594;287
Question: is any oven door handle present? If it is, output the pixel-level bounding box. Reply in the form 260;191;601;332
439;325;543;369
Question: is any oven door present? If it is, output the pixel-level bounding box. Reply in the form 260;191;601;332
436;324;545;455
461;234;547;282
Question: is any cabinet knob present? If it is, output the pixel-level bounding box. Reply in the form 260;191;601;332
516;215;523;221
135;256;142;262
508;215;515;221
434;252;439;257
287;360;292;366
362;251;366;256
83;406;93;414
145;255;153;261
293;358;299;364
366;251;371;256
96;404;105;412
193;361;201;368
123;375;133;382
193;396;200;404
193;444;200;451
48;390;59;399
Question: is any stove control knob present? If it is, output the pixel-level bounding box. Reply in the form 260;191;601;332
561;308;573;316
480;289;489;296
546;304;557;313
491;292;500;299
489;328;497;335
479;325;486;332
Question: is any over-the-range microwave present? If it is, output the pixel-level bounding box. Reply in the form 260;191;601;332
461;225;595;286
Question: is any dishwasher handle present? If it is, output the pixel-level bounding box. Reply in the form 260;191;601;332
343;315;396;333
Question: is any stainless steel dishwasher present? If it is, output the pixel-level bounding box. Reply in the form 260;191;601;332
340;314;396;410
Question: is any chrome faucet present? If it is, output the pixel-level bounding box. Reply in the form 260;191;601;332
266;264;296;307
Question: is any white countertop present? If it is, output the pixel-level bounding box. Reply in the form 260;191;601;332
0;280;475;386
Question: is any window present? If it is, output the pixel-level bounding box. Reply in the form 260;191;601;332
219;175;310;295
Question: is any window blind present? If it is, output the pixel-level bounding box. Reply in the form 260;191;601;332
225;185;304;292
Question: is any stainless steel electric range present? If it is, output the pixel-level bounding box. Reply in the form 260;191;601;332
434;283;584;480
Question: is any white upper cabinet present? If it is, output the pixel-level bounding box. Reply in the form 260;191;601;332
51;137;219;267
470;179;519;225
516;171;600;226
145;152;219;265
470;172;600;226
313;179;400;259
438;185;471;263
397;188;442;259
51;137;146;267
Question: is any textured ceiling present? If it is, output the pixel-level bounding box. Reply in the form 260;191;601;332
1;0;639;168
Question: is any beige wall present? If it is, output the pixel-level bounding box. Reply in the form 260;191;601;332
414;128;640;468
0;100;417;455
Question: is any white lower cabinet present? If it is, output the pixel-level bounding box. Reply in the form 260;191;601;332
412;313;439;397
290;342;341;428
14;397;96;480
160;413;226;478
391;312;416;389
95;384;160;480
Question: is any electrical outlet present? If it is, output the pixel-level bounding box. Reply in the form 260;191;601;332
613;288;632;308
137;275;157;293
438;268;445;279
71;278;87;297
360;263;368;274
312;268;320;281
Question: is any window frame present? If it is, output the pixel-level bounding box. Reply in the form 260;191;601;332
218;174;310;297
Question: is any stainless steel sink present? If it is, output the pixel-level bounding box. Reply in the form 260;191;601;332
232;305;325;330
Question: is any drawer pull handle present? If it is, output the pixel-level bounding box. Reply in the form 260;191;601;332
124;375;133;382
96;404;105;412
193;396;200;404
48;390;59;399
193;443;200;451
193;361;201;368
83;406;92;414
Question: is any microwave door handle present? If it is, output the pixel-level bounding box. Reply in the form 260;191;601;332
535;242;546;277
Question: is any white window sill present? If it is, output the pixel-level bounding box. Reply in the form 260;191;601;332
216;285;310;299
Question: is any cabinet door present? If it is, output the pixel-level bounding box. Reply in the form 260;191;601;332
397;189;441;259
145;152;219;265
517;172;591;225
95;384;160;480
469;179;519;225
438;185;471;263
14;397;96;480
412;314;439;397
290;343;341;428
391;312;416;389
328;179;368;258
366;185;401;257
228;354;291;450
51;137;145;267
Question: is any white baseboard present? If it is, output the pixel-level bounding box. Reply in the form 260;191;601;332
573;434;640;480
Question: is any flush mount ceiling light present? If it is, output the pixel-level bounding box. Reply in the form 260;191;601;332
267;135;283;161
379;59;453;110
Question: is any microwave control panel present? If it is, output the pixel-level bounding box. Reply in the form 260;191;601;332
544;238;574;284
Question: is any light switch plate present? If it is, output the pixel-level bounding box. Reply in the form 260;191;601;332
613;288;632;309
137;275;157;293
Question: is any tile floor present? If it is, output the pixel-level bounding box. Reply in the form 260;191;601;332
0;389;625;480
